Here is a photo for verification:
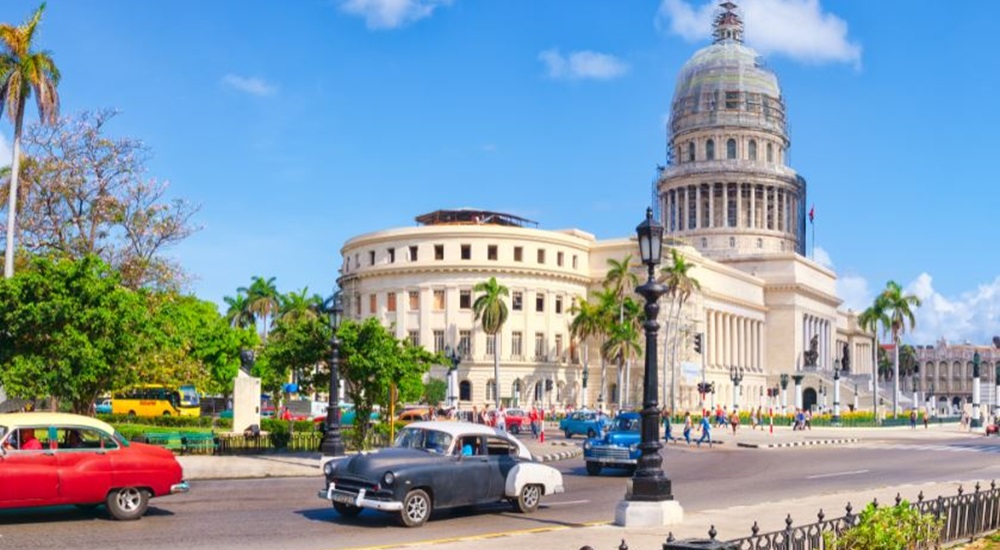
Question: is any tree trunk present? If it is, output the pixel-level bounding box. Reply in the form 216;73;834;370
4;100;26;278
493;333;500;409
893;333;900;416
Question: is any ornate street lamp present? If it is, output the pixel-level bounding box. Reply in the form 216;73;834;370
615;208;679;526
444;345;461;408
780;373;789;413
729;366;744;410
972;351;982;428
832;358;842;424
321;291;345;458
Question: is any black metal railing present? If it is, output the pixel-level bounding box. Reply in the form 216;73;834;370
607;481;1000;550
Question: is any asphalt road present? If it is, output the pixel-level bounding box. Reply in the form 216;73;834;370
3;433;1000;550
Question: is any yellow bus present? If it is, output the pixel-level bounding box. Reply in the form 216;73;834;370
111;385;201;417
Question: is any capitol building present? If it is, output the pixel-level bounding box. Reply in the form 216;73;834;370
337;2;876;414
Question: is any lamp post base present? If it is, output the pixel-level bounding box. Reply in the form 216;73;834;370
614;498;684;527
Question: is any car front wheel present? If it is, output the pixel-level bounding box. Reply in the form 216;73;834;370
564;429;572;439
587;428;596;438
510;424;520;435
585;462;602;476
515;484;541;513
399;489;432;527
106;487;149;520
333;502;363;518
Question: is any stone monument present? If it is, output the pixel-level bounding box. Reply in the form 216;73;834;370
233;349;262;434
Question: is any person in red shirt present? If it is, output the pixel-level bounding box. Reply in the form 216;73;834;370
20;429;43;450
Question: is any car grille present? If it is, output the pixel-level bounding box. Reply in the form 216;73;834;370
589;446;631;460
332;475;377;494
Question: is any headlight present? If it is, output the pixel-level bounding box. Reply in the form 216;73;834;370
583;441;592;450
323;461;335;477
629;443;639;451
382;471;395;486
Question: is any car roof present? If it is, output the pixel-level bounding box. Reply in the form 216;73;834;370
0;412;116;434
403;421;533;459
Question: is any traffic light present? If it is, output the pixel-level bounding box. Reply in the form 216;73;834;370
708;382;716;394
693;333;703;355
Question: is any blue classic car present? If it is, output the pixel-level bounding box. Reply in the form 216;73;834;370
582;412;641;476
558;410;609;439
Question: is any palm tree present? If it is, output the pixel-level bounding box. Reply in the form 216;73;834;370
878;280;922;415
590;287;619;406
660;248;701;412
277;288;323;324
604;256;639;406
569;296;603;408
1;3;60;278
859;300;888;418
240;276;279;342
601;319;641;407
473;277;509;409
223;291;255;329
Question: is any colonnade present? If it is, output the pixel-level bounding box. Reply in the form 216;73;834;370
802;314;831;369
706;309;764;372
663;182;799;234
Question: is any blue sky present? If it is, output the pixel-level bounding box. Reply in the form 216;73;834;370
2;0;998;346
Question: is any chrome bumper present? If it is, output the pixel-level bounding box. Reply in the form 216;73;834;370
318;486;402;512
171;481;190;494
585;456;637;465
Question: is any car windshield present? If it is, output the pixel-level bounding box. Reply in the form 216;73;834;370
112;430;130;447
393;427;453;454
613;417;639;432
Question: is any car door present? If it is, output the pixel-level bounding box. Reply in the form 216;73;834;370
54;426;113;505
449;436;493;506
483;436;519;498
0;427;60;506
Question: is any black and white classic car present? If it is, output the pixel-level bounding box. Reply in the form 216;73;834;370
318;421;564;527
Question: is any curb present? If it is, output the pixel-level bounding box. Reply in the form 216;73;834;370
535;446;583;463
737;438;859;449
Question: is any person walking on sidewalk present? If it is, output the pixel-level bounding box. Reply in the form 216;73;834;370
730;410;740;436
696;413;712;447
922;408;929;428
682;411;692;445
662;409;677;443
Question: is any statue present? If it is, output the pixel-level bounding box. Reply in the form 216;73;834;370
841;343;850;373
803;334;819;367
993;335;1000;349
239;349;255;376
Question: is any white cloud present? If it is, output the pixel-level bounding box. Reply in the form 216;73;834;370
0;134;10;167
338;0;452;30
905;274;1000;346
837;274;872;314
813;246;833;270
654;0;862;67
221;74;277;97
538;49;629;81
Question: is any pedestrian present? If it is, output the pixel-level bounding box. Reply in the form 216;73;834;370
472;406;481;424
496;406;507;432
730;410;740;435
683;411;693;445
696;413;712;447
909;409;917;429
804;409;812;430
662;409;677;443
750;407;759;431
529;407;539;438
922;408;929;429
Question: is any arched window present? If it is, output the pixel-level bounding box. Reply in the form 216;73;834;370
534;381;544;402
766;143;774;162
706;139;715;160
726;138;736;159
688;142;695;162
748;140;757;160
486;380;496;402
459;380;471;401
511;380;522;406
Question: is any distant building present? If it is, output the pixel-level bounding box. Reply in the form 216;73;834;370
915;340;1000;414
337;2;874;413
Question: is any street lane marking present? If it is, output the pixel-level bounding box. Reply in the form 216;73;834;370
543;499;590;506
337;520;611;550
807;469;869;480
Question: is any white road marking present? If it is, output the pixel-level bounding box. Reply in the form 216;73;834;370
807;469;870;480
544;499;590;506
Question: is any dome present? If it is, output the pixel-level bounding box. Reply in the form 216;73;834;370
673;42;780;103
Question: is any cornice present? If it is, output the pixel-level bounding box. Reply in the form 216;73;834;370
764;282;841;306
338;264;593;287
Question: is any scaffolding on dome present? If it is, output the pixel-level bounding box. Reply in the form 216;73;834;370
414;209;538;228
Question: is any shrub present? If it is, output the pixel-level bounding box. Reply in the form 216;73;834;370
262;419;291;449
827;501;942;549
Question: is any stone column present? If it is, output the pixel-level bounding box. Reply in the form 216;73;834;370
793;375;804;410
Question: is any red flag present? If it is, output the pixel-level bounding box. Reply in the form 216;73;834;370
808;205;815;224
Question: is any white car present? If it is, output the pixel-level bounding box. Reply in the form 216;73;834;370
319;421;564;527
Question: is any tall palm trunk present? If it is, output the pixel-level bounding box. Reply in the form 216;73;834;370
893;332;900;415
599;337;607;407
493;334;500;409
4;100;26;278
581;343;589;408
662;298;676;411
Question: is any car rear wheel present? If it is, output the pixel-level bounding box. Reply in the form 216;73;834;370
106;487;149;520
587;428;596;438
510;424;520;435
127;411;136;418
515;484;541;514
564;429;572;439
333;502;363;518
399;489;431;527
585;462;602;476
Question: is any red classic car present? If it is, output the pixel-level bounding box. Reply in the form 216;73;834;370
504;408;530;434
0;412;189;520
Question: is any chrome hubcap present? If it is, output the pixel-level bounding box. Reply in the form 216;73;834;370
406;496;427;520
524;486;539;506
117;488;141;511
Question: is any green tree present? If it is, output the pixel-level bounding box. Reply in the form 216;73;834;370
603;256;640;407
240;276;279;342
0;255;153;412
277;287;324;324
423;378;447;406
859;299;889;416
569;296;606;407
223;290;255;329
660;248;701;412
877;280;922;415
590;286;619;405
472;277;509;409
0;2;60;278
827;501;941;549
256;311;330;398
899;343;919;381
601;318;641;407
337;317;440;448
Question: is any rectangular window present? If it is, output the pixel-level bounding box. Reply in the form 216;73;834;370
557;251;564;267
572;255;578;269
388;248;395;263
459;290;471;309
459;330;472;358
555;295;563;314
535;293;544;313
487;245;498;261
486;335;496;356
433;330;445;353
434;244;444;260
409;245;418;261
514;246;523;262
725;91;740;110
387;292;397;312
511;332;523;357
369;250;375;266
354;254;360;270
354;293;361;315
537;249;545;264
534;333;545;360
408;330;419;347
512;291;523;311
408;290;419;310
461;244;471;260
369;294;377;314
555;334;563;359
433;290;445;311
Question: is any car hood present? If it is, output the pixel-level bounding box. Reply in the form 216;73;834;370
131;441;179;459
597;431;640;446
339;447;446;479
